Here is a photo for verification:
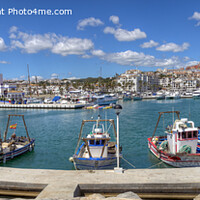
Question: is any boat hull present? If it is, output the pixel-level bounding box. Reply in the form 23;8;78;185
1;139;35;163
156;96;165;100
73;157;117;170
133;97;142;101
148;138;200;167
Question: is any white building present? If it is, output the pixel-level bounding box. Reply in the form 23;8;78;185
0;74;24;101
117;70;148;93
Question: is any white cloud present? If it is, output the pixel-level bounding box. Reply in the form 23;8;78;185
140;40;159;48
190;12;200;20
51;37;94;56
109;15;119;24
156;42;189;52
0;60;9;64
81;54;92;59
0;37;7;51
9;26;18;33
104;27;147;41
103;27;115;34
189;12;200;26
185;60;199;66
30;76;44;81
104;50;155;66
91;49;197;69
10;27;94;56
77;17;104;30
19;75;26;79
51;73;59;79
91;49;105;57
67;77;80;80
11;32;53;53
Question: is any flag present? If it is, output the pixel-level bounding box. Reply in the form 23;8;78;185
10;123;17;129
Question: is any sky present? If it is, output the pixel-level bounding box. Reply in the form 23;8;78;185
0;0;200;80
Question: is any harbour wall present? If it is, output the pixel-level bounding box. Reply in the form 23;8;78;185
1;167;200;199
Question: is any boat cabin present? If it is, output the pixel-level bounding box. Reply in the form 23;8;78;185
83;123;110;158
167;118;198;154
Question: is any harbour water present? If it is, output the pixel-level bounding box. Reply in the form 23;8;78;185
0;98;199;170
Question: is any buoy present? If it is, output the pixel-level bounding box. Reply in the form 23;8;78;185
69;157;74;162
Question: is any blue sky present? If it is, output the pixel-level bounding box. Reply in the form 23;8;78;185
0;0;200;80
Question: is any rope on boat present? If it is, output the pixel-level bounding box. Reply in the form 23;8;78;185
148;161;163;169
120;156;136;169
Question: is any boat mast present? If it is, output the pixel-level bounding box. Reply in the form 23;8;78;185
27;64;31;98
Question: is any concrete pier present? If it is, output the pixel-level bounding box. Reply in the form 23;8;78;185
1;167;200;199
0;103;85;109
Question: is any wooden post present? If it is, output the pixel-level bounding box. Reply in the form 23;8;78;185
111;120;117;138
151;111;180;140
4;115;10;142
151;113;162;140
82;138;92;158
75;121;85;154
100;138;110;158
22;115;31;142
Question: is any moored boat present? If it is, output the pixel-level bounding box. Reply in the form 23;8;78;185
165;92;180;100
133;96;142;101
193;90;200;99
1;114;35;163
92;94;118;106
148;111;200;167
70;115;121;170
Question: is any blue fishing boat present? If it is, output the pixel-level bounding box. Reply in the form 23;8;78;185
1;114;35;163
70;116;121;170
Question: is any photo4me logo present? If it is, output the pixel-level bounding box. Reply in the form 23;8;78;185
0;8;73;16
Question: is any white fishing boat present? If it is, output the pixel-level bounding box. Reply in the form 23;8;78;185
155;91;165;100
70;115;121;170
92;94;118;106
193;90;200;99
148;111;200;167
165;92;180;100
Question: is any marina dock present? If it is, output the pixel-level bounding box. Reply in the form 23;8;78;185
1;167;200;199
0;103;86;109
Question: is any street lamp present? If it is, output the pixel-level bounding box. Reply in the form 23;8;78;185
114;104;123;173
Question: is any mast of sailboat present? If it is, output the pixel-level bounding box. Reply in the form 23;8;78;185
27;64;31;98
35;76;39;96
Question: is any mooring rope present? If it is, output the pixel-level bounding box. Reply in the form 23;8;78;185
148;160;163;169
120;156;136;168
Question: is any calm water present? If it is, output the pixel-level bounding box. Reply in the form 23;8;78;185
0;98;199;170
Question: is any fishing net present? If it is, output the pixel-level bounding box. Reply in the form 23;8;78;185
179;145;191;154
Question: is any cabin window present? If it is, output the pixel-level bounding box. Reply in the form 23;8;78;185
193;131;198;138
90;140;94;145
178;132;181;139
182;132;186;139
96;140;100;145
101;140;105;145
188;131;192;139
